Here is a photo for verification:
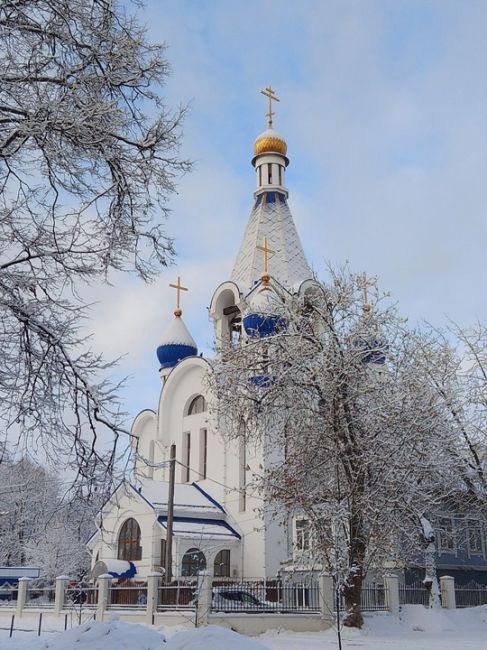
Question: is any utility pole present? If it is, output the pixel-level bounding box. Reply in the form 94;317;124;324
164;443;176;584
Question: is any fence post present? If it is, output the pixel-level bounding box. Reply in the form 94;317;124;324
196;569;213;627
319;573;334;620
54;575;70;615
384;574;400;616
440;575;456;609
16;577;31;618
146;572;161;623
96;574;112;622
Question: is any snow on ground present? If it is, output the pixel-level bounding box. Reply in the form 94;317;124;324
1;606;487;649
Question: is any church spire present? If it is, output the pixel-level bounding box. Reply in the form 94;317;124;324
230;88;312;294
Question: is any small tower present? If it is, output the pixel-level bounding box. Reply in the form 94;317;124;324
156;276;198;380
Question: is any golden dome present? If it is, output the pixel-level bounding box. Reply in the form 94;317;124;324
254;129;287;157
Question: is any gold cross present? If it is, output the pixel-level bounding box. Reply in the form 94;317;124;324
260;86;280;129
169;276;188;316
359;272;371;313
256;237;275;281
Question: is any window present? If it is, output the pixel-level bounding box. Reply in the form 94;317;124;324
118;518;141;561
258;165;262;186
267;163;272;184
214;549;230;577
278;165;282;185
183;432;191;483
188;395;206;415
181;548;206;576
199;428;207;479
438;517;455;553
295;518;311;552
468;520;483;555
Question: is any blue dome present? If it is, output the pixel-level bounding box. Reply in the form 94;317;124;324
243;313;287;338
157;314;198;369
353;337;387;365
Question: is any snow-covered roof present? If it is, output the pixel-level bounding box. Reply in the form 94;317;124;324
231;192;312;293
158;315;197;348
129;479;224;518
157;516;241;540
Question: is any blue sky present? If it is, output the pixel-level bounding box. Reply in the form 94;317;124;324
90;0;487;421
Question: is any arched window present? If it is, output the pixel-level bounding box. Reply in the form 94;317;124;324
118;518;141;561
181;548;206;576
214;549;230;577
187;395;206;415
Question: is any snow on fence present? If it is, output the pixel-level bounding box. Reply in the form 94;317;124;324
454;582;487;608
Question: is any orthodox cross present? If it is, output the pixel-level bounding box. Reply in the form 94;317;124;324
256;237;274;286
169;276;188;316
359;272;372;313
260;86;280;129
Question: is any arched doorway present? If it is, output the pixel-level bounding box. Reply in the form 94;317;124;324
181;548;206;577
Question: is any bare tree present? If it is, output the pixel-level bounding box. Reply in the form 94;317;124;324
0;0;190;481
210;269;477;627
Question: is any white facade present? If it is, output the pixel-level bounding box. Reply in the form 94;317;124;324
89;113;316;582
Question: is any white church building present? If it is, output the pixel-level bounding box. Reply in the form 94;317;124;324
88;90;318;583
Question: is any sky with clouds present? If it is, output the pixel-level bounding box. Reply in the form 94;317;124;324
90;0;487;421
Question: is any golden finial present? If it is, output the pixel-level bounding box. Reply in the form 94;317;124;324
256;237;275;287
359;272;371;313
260;86;280;129
169;276;188;317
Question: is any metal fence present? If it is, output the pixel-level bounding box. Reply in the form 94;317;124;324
157;582;197;610
333;584;388;612
0;584;17;606
455;582;487;608
399;582;430;607
25;582;56;608
108;584;147;609
210;579;320;613
64;585;98;609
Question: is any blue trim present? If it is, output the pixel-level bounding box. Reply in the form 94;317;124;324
250;375;276;388
191;482;225;512
243;313;287;338
107;562;137;579
158;516;241;540
127;482;156;511
157;343;198;368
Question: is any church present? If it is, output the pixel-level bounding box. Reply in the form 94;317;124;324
88;88;319;582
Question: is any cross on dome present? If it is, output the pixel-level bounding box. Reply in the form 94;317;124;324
359;272;372;313
256;237;275;286
169;276;188;317
260;86;280;129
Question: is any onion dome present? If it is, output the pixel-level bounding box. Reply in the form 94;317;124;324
254;128;287;157
156;313;197;369
242;283;287;339
353;336;387;365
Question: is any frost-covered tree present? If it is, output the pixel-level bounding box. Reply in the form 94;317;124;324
0;0;190;481
0;457;98;579
211;269;477;627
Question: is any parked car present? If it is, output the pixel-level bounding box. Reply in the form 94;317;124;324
211;587;276;612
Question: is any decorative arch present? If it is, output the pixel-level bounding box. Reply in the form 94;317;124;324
214;549;230;577
186;394;206;416
181;548;206;576
118;518;142;561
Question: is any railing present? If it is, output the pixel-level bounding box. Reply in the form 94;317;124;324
157;582;197;610
64;585;98;609
455;582;487;608
399;582;430;607
108;584;148;609
333;584;388;612
25;583;56;608
210;578;320;613
0;585;17;606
